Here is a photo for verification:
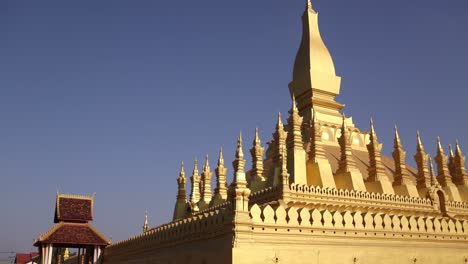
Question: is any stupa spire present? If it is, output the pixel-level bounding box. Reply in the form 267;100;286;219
232;132;247;187
414;131;430;189
200;155;213;206
229;132;251;212
286;96;307;184
288;0;344;125
448;144;456;176
176;161;187;200
189;158;201;206
392;125;411;186
143;210;149;233
435;137;453;187
308;107;326;161
366;118;387;182
454;141;468;185
250;128;266;189
212;147;228;206
173;161;188;220
429;156;436;186
336;115;357;174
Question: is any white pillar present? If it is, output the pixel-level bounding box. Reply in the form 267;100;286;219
43;244;49;264
46;244;53;264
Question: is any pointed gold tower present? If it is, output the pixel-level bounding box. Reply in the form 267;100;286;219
286;96;307;185
212;147;228;206
392;126;418;197
143;210;149;233
435;137;462;201
288;0;345;126
189;158;201;212
250;128;267;191
173;162;188;220
229;132;251;213
365;119;394;194
334;115;366;191
199;155;213;209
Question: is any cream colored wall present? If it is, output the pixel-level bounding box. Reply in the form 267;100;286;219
103;235;232;264
233;240;468;264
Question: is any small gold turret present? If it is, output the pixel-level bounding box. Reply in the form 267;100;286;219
287;96;304;152
231;132;247;188
392;125;418;197
336;115;356;174
250;128;266;191
448;144;456;176
269;113;288;187
308;107;326;161
143;210;149;233
366;118;387;182
364;118;394;194
286;96;307;185
229;132;251;213
429;156;437;187
173;161;188;220
199;155;212;209
454;141;468;185
189;158;201;212
212;147;228;206
414;131;431;189
392;125;411;185
435;137;453;187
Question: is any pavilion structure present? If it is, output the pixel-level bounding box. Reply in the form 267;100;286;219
99;1;468;263
34;193;109;264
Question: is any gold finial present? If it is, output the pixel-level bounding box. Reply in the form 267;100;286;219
179;161;185;177
437;136;444;155
203;154;210;172
291;95;298;112
218;147;224;166
236;131;244;160
64;248;70;260
449;144;455;158
394;125;401;144
416;131;425;152
143;210;149;233
254;127;261;144
369;117;376;136
307;0;313;9
428;156;435;186
277;112;283;129
455;140;463;157
193;157;199;175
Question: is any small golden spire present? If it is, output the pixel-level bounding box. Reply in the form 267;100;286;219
250;128;265;183
366;118;387;182
231;131;247;188
213;147;228;205
203;154;210;172
189;157;201;205
392;124;411;186
454;141;468;185
64;248;70;260
414;131;430;189
394;125;401;144
416;131;425;152
428;156;436;186
280;147;289;187
337;114;356;174
277;112;284;129
435;137;452;187
143;210;149;233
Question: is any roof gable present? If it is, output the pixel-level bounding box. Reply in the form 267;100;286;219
54;194;94;223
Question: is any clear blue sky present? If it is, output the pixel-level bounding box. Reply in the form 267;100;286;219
1;0;468;253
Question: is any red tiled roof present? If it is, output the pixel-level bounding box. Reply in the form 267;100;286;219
35;222;109;246
15;253;39;264
55;194;93;223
